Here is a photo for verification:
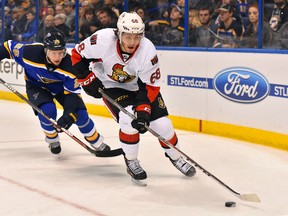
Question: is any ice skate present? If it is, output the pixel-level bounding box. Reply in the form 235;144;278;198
88;135;111;152
49;141;61;154
124;157;147;186
91;142;111;152
166;154;196;177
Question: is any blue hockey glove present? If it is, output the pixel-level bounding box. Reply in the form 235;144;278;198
56;112;77;132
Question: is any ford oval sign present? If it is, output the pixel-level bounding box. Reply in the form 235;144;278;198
213;67;270;103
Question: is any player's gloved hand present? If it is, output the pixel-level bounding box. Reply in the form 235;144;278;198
131;105;151;134
56;112;77;132
77;72;104;98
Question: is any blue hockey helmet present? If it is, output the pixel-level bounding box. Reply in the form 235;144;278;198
44;32;66;50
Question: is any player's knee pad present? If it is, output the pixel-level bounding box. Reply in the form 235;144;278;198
39;102;57;121
150;116;175;139
119;105;138;134
150;117;178;149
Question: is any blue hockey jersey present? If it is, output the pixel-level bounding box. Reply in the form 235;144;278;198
0;40;81;95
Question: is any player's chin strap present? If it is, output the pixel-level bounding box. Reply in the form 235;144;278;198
0;77;123;158
98;88;261;203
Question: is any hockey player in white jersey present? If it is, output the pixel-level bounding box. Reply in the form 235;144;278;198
71;12;196;182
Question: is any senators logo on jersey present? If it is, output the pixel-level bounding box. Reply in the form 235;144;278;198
108;63;135;83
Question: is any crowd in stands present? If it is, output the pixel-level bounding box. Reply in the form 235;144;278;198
1;0;288;49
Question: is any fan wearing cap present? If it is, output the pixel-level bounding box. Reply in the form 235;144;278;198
213;3;243;48
161;3;185;46
71;12;196;184
146;3;184;46
0;32;111;155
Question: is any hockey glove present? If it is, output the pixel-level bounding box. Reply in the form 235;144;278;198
77;72;104;98
56;112;77;132
131;105;151;134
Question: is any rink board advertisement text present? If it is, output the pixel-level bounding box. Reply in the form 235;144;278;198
1;49;287;136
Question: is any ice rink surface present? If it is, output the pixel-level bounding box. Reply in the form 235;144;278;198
1;100;288;216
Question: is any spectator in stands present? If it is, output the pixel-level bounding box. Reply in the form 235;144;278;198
269;0;288;32
5;0;17;11
213;0;243;26
154;0;170;20
46;5;56;16
63;1;75;29
269;14;281;31
173;0;198;10
77;3;87;29
38;14;59;41
12;7;27;38
213;3;243;48
54;13;70;39
21;0;34;11
40;0;51;18
189;7;201;29
193;5;218;47
103;0;122;17
0;18;13;41
136;0;159;20
4;6;13;29
39;5;55;34
96;7;117;30
276;21;288;49
55;4;65;15
91;0;103;13
81;0;93;11
239;4;273;48
145;6;178;45
133;4;151;31
188;7;201;46
17;10;37;42
10;7;20;39
161;3;185;46
79;8;98;41
238;0;249;18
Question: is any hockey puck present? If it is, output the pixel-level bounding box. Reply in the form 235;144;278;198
225;201;236;207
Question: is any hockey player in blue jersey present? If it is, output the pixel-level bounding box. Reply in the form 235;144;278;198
0;32;111;155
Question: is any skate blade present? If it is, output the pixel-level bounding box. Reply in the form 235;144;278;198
131;178;147;186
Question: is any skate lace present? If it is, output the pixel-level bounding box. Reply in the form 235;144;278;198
127;160;144;175
174;157;192;173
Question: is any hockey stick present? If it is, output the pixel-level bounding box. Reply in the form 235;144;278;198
99;88;260;203
0;77;123;157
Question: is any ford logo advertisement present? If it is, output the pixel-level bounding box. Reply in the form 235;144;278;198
213;67;270;103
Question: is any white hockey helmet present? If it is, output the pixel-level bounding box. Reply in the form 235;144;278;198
117;12;145;35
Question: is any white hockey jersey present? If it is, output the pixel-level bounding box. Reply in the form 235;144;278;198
72;28;161;96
